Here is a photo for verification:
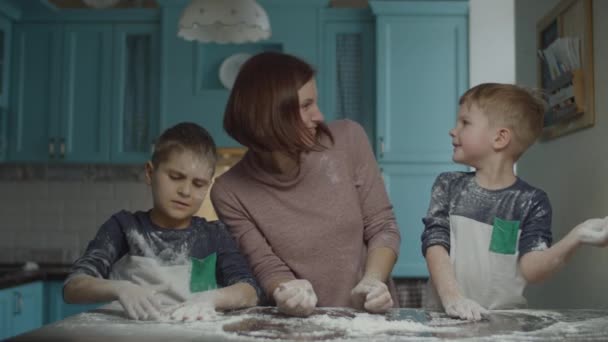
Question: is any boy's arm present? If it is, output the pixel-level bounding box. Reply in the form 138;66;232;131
422;173;486;321
65;274;168;320
426;245;487;321
520;217;608;283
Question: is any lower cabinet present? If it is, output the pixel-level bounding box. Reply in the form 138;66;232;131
0;281;103;340
44;281;102;324
0;281;44;340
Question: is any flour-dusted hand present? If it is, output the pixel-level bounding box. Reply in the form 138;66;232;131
350;277;393;313
577;217;608;247
443;295;488;321
169;290;217;322
273;279;317;317
112;280;170;321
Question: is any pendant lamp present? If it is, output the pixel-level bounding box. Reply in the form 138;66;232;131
178;0;271;44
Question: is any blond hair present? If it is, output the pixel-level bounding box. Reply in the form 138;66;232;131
459;83;546;156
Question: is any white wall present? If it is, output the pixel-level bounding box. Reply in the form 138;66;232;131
516;0;608;308
469;0;516;86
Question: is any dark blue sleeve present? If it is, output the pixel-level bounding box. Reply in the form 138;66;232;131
421;173;452;257
214;222;265;303
518;190;553;255
67;212;129;282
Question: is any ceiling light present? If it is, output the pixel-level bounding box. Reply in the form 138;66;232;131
178;0;271;44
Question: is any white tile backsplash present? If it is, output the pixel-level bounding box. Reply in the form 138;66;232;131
1;180;150;264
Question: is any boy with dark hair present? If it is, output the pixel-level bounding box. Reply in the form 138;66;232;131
64;122;262;321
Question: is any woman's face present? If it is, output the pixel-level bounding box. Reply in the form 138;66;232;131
298;78;324;138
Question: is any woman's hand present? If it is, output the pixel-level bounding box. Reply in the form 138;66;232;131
350;277;393;313
273;279;317;317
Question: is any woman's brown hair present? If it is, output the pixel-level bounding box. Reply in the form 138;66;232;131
223;52;333;162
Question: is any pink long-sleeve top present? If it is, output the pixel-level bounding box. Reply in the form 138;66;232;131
210;119;401;307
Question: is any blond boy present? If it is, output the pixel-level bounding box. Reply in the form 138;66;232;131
421;83;608;320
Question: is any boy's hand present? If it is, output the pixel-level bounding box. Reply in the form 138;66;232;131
273;279;317;317
169;291;217;322
577;217;608;247
112;280;170;320
350;277;393;313
443;296;488;321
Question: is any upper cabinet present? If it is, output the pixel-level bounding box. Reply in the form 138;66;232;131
321;8;375;146
0;14;12;161
9;21;159;163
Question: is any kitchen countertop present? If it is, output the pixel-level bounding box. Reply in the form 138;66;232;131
8;306;608;341
0;264;71;289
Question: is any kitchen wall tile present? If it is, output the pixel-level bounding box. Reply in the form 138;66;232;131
129;199;152;212
3;182;49;200
64;214;98;233
31;199;65;216
1;214;31;232
114;182;148;201
49;182;82;200
30;214;64;232
88;183;115;200
96;199;130;222
64;200;97;216
0;199;32;216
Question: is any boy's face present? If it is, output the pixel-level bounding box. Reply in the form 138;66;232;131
449;103;495;168
145;149;214;229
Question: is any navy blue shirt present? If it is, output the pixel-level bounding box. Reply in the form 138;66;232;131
421;172;553;257
68;210;263;301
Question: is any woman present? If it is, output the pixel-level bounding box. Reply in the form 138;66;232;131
210;51;401;317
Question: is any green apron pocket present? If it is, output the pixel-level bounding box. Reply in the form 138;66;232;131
489;217;520;254
190;253;218;293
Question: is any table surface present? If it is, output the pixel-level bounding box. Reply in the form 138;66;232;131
9;306;608;341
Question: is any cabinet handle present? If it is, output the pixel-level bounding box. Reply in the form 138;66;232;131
150;140;156;154
59;137;66;159
49;137;56;159
13;291;22;315
379;137;385;158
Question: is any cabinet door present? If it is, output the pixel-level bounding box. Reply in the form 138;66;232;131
374;6;468;163
371;2;469;277
0;289;11;340
9;23;62;162
381;163;466;277
0;15;8;161
11;282;44;337
111;23;159;163
60;23;113;163
45;281;102;324
322;14;375;146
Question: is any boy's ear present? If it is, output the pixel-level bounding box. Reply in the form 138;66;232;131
144;161;154;185
493;127;512;150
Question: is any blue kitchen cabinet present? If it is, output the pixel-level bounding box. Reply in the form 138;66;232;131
370;1;469;277
0;281;44;340
8;23;62;162
45;281;102;324
59;23;113;163
9;21;159;163
111;23;160;163
0;14;11;161
321;8;375;146
0;287;10;340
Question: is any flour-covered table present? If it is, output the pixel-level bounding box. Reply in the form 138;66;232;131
9;306;608;341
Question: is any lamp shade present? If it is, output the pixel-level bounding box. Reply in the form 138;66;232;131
178;0;271;44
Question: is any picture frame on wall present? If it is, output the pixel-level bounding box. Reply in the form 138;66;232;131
536;0;594;140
